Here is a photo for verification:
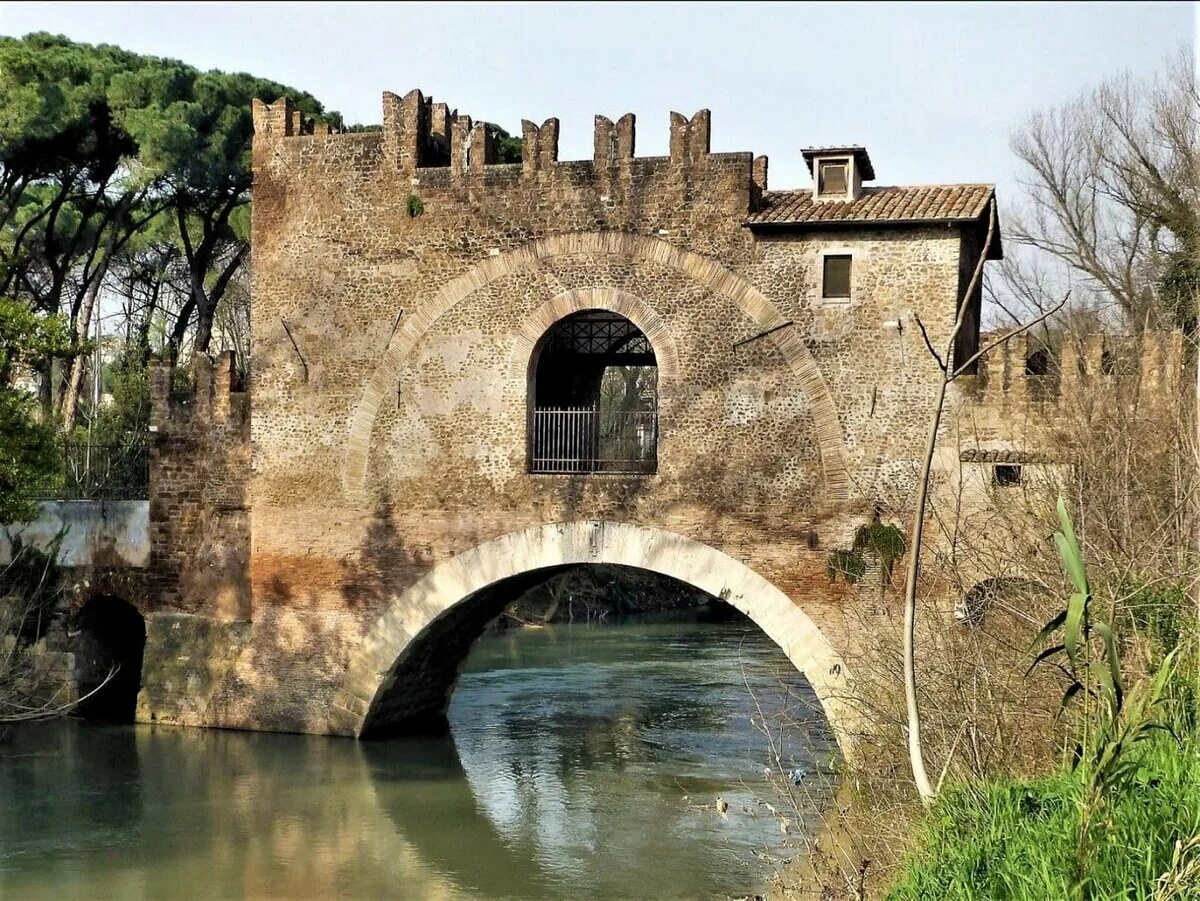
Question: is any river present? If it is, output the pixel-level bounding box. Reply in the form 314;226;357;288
0;616;838;899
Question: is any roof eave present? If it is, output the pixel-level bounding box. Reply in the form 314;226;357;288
744;217;983;230
744;216;1006;260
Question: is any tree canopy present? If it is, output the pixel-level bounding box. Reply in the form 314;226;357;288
0;32;337;428
0;32;339;511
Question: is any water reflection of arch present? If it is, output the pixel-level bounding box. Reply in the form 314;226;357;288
361;736;555;899
331;521;857;756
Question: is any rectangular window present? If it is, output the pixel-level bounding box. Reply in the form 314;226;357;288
822;255;852;299
993;464;1023;487
818;160;848;196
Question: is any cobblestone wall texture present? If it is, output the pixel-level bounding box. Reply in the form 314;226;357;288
134;90;1183;743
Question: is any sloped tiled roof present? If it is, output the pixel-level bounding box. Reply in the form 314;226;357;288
747;184;995;227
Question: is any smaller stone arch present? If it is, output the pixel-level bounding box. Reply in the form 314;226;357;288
1025;347;1051;377
955;576;1041;627
72;595;146;721
329;520;860;756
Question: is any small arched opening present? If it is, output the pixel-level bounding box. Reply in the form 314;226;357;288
528;310;658;474
73;595;146;721
1025;346;1056;401
1100;348;1118;376
955;577;1041;628
1025;347;1051;377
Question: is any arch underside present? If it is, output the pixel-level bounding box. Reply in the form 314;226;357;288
329;521;857;756
343;232;852;501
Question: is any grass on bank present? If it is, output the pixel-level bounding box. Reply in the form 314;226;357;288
887;726;1200;899
887;501;1200;900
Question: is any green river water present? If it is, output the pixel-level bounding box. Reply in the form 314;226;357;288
0;617;838;900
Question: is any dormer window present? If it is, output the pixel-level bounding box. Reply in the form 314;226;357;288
818;159;849;198
803;146;875;203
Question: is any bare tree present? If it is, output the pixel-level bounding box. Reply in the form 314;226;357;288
1008;47;1198;333
1007;45;1199;620
902;199;1069;801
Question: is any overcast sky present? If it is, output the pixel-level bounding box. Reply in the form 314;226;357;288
0;2;1194;205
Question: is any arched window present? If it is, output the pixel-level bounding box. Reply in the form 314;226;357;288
1024;348;1051;377
1025;347;1054;400
1100;348;1118;376
529;310;658;474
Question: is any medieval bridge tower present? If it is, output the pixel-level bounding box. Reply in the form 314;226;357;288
136;90;1010;751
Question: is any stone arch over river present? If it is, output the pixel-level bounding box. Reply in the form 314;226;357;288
329;520;859;756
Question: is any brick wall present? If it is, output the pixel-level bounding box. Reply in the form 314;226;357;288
148;351;251;621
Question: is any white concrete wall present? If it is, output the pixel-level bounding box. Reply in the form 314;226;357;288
0;500;150;568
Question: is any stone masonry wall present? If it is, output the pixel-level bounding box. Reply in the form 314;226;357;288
120;92;1192;739
136;351;253;727
148;351;251;621
131;90;1006;736
934;329;1187;591
167;90;995;736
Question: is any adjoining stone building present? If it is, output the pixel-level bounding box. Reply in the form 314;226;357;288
44;90;1183;752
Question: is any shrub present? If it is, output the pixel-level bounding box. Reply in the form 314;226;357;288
0;530;65;645
887;500;1200;900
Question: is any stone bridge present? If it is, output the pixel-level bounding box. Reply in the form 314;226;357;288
28;91;1184;755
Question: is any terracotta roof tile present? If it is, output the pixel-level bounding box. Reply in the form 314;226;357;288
747;183;994;227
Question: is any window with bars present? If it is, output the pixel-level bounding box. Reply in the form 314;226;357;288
822;255;852;300
529;310;658;474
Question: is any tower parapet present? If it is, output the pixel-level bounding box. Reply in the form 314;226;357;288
151;351;248;433
250;90;757;222
974;330;1186;413
148;352;250;621
669;109;711;164
593;114;636;167
521;118;559;176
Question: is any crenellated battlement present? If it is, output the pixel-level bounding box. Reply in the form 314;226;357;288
972;329;1186;411
251;97;332;139
593;113;636;167
150;351;249;434
669;109;711;164
251;90;757;195
521;118;559;175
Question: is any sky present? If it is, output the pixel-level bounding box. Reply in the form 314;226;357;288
0;1;1194;209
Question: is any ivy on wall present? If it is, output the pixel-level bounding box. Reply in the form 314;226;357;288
827;521;907;587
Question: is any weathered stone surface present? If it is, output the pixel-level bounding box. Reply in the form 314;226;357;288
0;501;149;568
137;613;251;727
221;93;996;751
148;351;251;622
108;91;1185;754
